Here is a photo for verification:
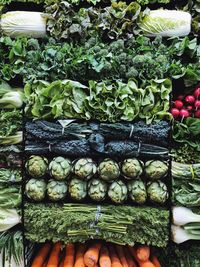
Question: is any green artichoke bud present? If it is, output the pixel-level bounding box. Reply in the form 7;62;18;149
121;158;143;179
108;180;127;204
26;155;48;178
49;157;72;181
88;178;108;202
147;181;168;204
98;158;120;182
69;177;87;201
144;160;168;180
47;179;67;201
73;158;97;180
127;179;147;204
25;179;46;201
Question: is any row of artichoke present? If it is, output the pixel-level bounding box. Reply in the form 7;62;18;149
25;176;169;205
26;156;169;182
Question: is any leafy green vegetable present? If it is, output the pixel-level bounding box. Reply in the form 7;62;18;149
0;110;22;138
24;203;169;247
171;144;200;164
0;168;22;183
24;78;171;123
173;118;200;150
0;184;21;208
0;230;24;267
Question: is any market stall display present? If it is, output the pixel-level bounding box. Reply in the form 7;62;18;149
0;0;199;265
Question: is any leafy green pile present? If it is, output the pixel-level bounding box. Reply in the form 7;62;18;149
0;36;199;87
0;184;21;208
0;168;22;183
173;118;200;151
0;109;22;145
171;144;200;164
172;161;200;207
24;203;169;247
24;78;171;122
159;244;200;267
0;230;24;267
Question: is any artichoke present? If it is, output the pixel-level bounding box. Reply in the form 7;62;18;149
49;157;72;181
147;181;169;204
121;158;143;179
98;158;120;182
128;179;147;204
69;177;87;201
88;178;108;202
108;180;127;204
47;179;67;201
73;158;97;180
26;155;48;178
144;160;168;180
25;179;46;201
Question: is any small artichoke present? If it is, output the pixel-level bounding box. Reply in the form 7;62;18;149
49;157;72;181
69;177;87;201
147;181;169;204
144;160;168;180
73;158;97;180
128;179;147;204
88;178;108;202
121;158;143;179
47;180;67;201
108;180;127;204
25;179;46;201
26;155;48;178
98;158;120;182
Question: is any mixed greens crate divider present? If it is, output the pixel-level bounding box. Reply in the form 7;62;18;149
0;0;200;266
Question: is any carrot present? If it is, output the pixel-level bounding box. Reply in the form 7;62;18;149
128;246;155;267
74;244;86;267
63;243;75;267
109;244;123;267
84;242;102;267
31;243;52;267
136;246;150;262
151;256;161;267
124;247;137;267
115;245;128;267
99;245;111;267
46;242;62;267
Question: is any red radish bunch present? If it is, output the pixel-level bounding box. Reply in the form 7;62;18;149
171;85;200;119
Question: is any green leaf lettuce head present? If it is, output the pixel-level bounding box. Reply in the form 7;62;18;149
24;78;171;123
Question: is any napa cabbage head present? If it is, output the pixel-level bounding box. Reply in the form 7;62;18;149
139;10;191;37
0;11;47;38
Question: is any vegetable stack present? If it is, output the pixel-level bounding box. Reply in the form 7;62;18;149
0;75;24;266
0;0;199;265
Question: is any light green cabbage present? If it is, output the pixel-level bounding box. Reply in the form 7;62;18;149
0;11;47;38
139;10;191;37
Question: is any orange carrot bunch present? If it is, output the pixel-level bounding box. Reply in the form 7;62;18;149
31;242;162;267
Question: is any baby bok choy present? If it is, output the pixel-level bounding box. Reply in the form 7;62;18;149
172;206;200;244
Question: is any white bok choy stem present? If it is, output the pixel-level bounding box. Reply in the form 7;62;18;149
0;209;21;232
172;206;200;226
172;225;200;244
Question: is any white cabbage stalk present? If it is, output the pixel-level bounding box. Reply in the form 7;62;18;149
0;209;21;232
173;206;200;226
139;10;191;37
172;225;200;244
0;11;47;38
